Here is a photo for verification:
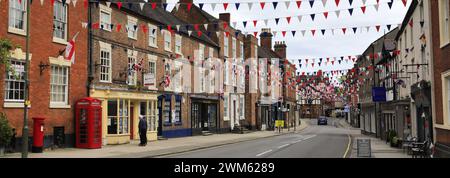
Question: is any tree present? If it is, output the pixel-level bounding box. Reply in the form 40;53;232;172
0;113;13;148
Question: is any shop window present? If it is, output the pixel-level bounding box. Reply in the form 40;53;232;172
107;99;129;135
141;101;157;132
175;96;182;125
107;100;118;134
164;95;171;125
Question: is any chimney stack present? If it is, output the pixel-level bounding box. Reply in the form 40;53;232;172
260;28;273;50
274;41;287;59
219;13;231;25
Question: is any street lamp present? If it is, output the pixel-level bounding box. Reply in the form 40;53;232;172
22;0;32;158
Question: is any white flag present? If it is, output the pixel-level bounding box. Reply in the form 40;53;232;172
362;0;367;5
188;31;193;36
285;1;290;9
335;10;340;18
175;3;180;11
216;31;221;37
273;31;277;37
264;19;269;26
40;0;44;6
322;0;327;7
139;3;145;11
374;4;379;12
232;22;237;28
297;16;303;23
248;2;253;11
106;1;111;8
211;3;216;11
301;30;306;37
204;24;208;31
176;25;180;32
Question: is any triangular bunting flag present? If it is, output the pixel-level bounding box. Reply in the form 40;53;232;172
216;32;221;37
387;24;392;31
273;2;278;9
348;8;354;16
199;3;204;10
204;24;208;31
197;31;202;37
335;0;340;7
387;0;394;9
309;0;315;8
286;17;292;24
322;0;327;7
323;12;329;19
188;31;193;36
223;3;229;10
72;0;77;7
285;1;291;9
349;0;353;6
176;25;181;32
282;31;287;37
260;2;266;9
253;32;258;37
310;14;316;21
106;1;111;8
275;18;280;25
116;2;122;10
361;6;366;14
342;28;347;34
232;22;237;28
296;1;302;8
311;30;316;36
187;3;193;12
235;3;240;10
253;20;258;27
292;31;297;37
335;10;341;18
297;16;303;23
139;3;144;10
374;4;379;11
402;0;408;7
248;2;253;10
321;29;326;36
243;21;247;28
211;3;216;11
376;25;381;32
352;27;357;34
301;30;306;36
175;3;180;11
264;19;269;26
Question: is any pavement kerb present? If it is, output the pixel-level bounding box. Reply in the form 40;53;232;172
138;121;310;158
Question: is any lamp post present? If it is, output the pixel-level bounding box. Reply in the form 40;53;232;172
22;0;31;158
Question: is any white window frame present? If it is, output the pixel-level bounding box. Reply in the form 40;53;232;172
8;0;27;36
147;54;157;90
148;24;158;48
127;15;138;40
224;34;229;57
100;4;112;32
175;34;182;55
174;61;182;92
224;61;229;85
439;0;450;47
53;0;68;44
164;30;172;52
239;95;245;120
232;37;237;59
209;47;214;58
49;64;70;108
127;50;138;86
232;63;237;86
4;59;26;103
224;95;229;120
99;41;112;83
198;43;205;61
240;41;244;60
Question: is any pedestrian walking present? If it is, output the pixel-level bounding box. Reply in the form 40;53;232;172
138;115;147;146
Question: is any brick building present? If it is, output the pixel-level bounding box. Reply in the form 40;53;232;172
430;0;450;157
88;1;219;144
0;0;88;149
172;1;247;133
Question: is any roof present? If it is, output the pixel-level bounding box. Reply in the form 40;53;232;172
258;47;281;59
104;0;219;48
395;0;419;40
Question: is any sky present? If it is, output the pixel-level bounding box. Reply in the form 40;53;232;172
163;0;411;79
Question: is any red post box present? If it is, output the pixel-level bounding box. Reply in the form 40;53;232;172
32;117;45;153
75;97;102;149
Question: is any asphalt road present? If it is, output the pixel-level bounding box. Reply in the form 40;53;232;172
158;118;354;158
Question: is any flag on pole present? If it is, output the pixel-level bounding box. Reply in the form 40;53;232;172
65;32;79;64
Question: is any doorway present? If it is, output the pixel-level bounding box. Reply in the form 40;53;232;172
130;106;134;140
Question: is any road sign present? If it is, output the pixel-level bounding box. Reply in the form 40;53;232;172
357;139;372;158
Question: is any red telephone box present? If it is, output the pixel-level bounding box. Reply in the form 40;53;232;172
75;97;102;149
32;117;45;153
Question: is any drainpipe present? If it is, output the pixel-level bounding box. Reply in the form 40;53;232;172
87;2;94;97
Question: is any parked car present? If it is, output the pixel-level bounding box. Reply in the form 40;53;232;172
318;116;328;125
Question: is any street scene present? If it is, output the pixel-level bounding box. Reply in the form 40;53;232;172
0;0;449;159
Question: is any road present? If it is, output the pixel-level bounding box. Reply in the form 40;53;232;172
158;118;357;158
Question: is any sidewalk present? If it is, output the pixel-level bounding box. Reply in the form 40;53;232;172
2;119;309;158
338;120;411;158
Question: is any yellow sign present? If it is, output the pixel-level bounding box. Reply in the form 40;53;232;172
275;120;284;127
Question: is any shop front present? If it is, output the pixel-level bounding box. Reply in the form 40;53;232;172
190;95;219;135
90;89;159;145
411;81;433;142
157;94;190;138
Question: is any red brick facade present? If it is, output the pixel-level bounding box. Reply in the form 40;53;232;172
0;1;88;148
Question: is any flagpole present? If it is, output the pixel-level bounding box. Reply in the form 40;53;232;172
22;0;31;158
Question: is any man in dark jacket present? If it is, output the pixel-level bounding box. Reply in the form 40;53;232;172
138;115;148;146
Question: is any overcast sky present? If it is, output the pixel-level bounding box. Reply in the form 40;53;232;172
164;0;410;78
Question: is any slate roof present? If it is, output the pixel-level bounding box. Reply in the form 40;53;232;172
98;0;218;47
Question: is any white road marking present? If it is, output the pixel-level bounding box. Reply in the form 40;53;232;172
278;144;290;149
256;150;273;157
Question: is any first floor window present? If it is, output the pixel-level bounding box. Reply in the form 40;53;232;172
127;55;136;85
100;48;111;82
50;65;69;105
8;0;26;30
240;96;244;118
4;60;25;102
